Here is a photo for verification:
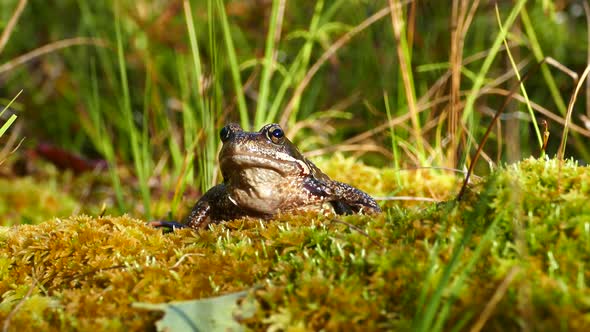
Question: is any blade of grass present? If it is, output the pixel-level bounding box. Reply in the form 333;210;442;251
0;0;27;55
557;64;590;160
114;2;151;218
216;0;249;128
254;0;283;127
184;0;220;198
384;92;401;186
388;0;424;160
585;1;590;117
184;0;206;117
432;213;504;331
280;4;396;126
266;0;324;123
495;6;542;149
0;89;22;118
462;0;526;123
460;0;527;165
415;176;502;332
88;57;126;213
0;114;17;138
208;0;223;185
520;8;567;115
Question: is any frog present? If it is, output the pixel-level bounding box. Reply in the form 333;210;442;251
154;123;381;230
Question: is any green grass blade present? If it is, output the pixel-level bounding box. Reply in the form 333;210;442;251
216;0;249;128
495;6;542;149
461;0;527;125
285;0;324;125
255;0;282;127
520;7;567;115
384;92;401;186
0;114;17;138
114;2;151;218
0;90;23;135
266;0;324;123
184;0;206;116
88;56;126;213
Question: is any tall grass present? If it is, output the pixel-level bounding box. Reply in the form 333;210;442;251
114;3;152;218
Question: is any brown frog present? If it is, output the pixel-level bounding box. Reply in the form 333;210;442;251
156;123;381;230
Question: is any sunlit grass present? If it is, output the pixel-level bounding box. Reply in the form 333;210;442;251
0;91;20;139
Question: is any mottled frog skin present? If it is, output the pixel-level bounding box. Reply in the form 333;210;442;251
164;123;380;230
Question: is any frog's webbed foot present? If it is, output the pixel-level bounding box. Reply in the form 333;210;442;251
330;181;381;215
330;200;354;215
149;201;211;232
149;220;189;232
185;201;211;230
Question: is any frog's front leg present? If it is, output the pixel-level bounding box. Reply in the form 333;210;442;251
184;184;229;230
151;184;227;231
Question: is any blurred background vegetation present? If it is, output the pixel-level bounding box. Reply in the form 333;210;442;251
1;0;589;222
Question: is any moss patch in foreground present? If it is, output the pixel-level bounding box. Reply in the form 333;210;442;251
0;157;589;331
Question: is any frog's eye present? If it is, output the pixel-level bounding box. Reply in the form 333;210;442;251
267;125;284;144
220;125;232;142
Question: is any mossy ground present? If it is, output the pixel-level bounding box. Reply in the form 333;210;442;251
0;157;589;331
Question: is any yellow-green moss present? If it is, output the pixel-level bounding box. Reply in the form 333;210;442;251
0;158;589;331
0;178;80;226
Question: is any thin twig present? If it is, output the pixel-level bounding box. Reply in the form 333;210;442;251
585;1;590;117
0;37;107;75
3;271;37;332
388;0;423;156
332;219;384;249
373;196;442;202
456;59;544;201
399;166;482;178
545;57;578;82
305;143;393;159
272;0;286;64
170;253;206;269
557;64;590;160
482;88;590;137
0;0;28;54
469;266;520;332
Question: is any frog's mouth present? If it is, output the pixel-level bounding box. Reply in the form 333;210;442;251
220;153;310;177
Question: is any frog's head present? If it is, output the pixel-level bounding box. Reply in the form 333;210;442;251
218;123;312;183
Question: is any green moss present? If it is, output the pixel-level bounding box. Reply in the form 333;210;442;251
0;158;589;331
0;177;80;226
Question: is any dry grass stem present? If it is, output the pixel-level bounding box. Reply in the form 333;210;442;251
482;88;590;137
388;0;423;156
374;196;442;202
584;1;590;117
170;253;206;270
332;219;384;250
272;0;286;63
0;37;107;75
2;272;37;332
545;57;578;82
0;0;28;55
305;143;393;159
558;64;590;160
469;266;520;332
